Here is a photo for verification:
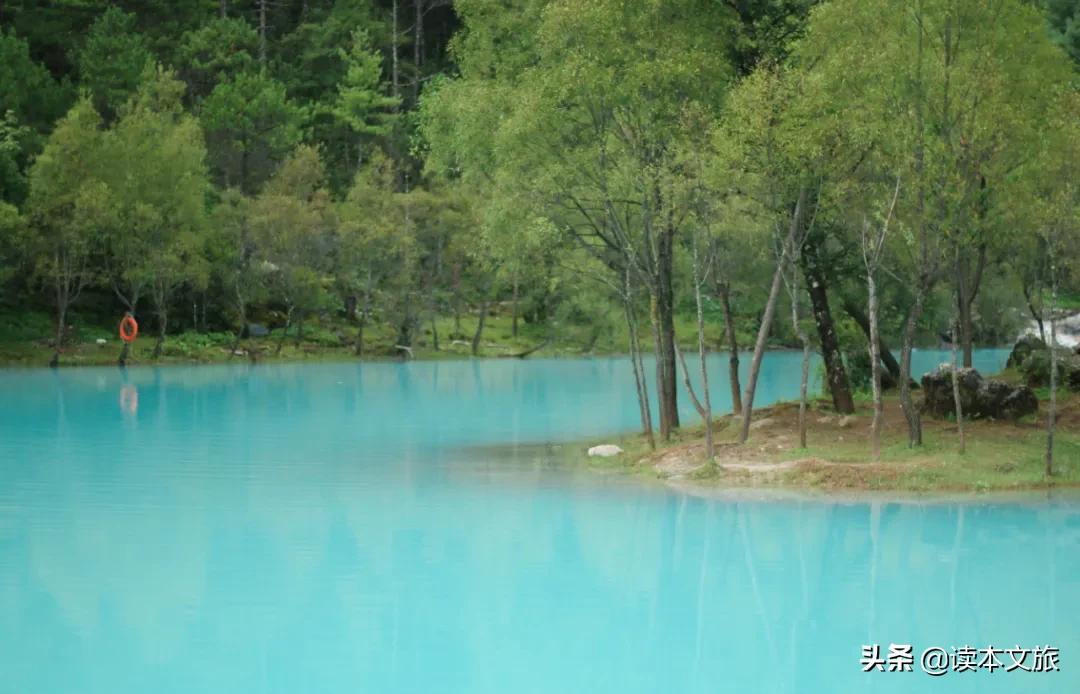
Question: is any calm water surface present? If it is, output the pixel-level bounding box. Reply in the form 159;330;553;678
2;348;1077;693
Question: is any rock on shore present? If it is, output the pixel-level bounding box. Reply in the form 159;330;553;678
920;365;1037;421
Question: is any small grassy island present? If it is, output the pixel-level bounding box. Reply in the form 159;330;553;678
586;375;1080;495
662;394;1077;494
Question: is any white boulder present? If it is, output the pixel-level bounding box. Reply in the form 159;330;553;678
587;444;624;458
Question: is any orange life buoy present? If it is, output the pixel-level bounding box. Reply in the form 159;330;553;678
119;315;139;343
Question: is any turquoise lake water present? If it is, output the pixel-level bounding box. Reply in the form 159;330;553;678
2;347;1078;693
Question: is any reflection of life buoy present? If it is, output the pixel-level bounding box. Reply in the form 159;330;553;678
119;384;139;415
119;315;138;343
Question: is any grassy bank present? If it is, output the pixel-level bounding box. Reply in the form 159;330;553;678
587;381;1080;495
0;309;617;367
0;300;781;367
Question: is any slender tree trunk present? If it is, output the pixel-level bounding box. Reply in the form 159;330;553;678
689;242;713;458
801;240;855;413
231;278;247;356
843;298;902;384
868;274;882;460
653;227;680;440
676;343;712;457
220;0;226;18
799;334;811;449
511;269;519;338
1046;242;1058;476
258;0;267;67
624;268;655;450
119;339;131;367
50;295;66;368
738;258;786;444
391;0;400;102
864;178;900;460
949;312;965;454
356;266;373;356
955;243;985;368
718;282;742;415
899;293;925;446
471;298;489;357
430;312;439;351
276;305;292;356
695;294;714;459
413;0;423;103
790;271;810;450
153;310;167;359
1023;283;1046;343
453;265;463;334
295;310;305;346
739;187;805;444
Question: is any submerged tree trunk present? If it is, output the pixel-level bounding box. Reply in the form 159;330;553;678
739;187;805;444
718;281;742;415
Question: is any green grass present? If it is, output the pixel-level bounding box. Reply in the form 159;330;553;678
0;304;773;367
602;390;1080;495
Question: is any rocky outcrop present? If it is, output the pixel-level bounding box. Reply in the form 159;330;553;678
1023;349;1080;391
920;365;1038;421
1007;334;1047;369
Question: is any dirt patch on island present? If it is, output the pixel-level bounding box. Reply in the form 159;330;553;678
645;393;1080;493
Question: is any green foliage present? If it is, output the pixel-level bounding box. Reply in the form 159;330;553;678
248;145;335;321
177;17;259;101
1042;0;1080;66
331;30;400;144
101;65;211;318
76;7;153;120
200;71;306;193
0;29;72;144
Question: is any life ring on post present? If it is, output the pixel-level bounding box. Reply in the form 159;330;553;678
119;315;139;343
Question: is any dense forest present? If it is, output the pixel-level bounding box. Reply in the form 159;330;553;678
1;0;1079;449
